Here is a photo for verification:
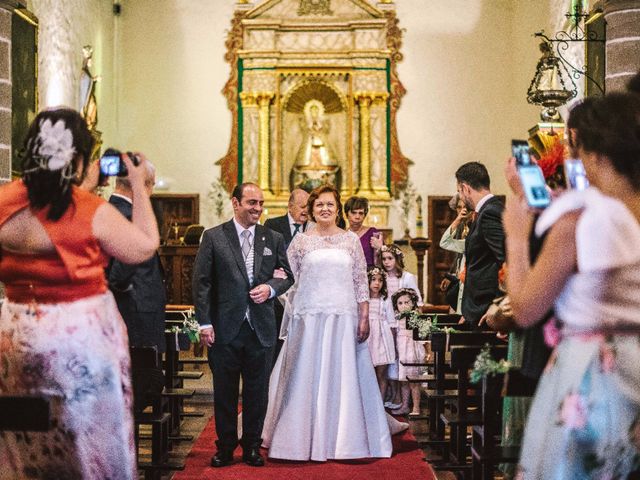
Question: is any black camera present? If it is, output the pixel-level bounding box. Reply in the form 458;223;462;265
99;148;140;177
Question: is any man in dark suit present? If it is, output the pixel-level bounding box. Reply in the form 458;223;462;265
193;183;294;468
107;163;166;352
263;188;309;365
455;162;505;327
263;188;309;249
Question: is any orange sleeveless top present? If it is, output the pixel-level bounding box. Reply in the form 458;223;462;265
0;180;109;303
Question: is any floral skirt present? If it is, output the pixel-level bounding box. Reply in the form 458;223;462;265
518;334;640;479
0;292;136;480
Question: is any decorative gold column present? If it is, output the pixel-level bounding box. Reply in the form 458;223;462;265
257;92;275;194
355;92;388;196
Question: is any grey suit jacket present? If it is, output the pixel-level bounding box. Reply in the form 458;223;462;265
192;220;294;347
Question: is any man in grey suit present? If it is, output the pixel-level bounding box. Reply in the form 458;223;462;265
193;183;294;468
107;162;166;352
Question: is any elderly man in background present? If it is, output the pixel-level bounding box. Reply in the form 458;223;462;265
264;188;310;249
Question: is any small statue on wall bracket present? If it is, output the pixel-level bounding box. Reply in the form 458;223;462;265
298;0;333;16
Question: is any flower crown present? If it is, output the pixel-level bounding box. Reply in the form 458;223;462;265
367;266;387;279
23;118;76;183
380;244;404;259
391;287;419;307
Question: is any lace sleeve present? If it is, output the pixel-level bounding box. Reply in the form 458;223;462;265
351;233;370;303
286;233;304;279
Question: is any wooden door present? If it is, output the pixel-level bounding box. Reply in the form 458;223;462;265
427;196;458;305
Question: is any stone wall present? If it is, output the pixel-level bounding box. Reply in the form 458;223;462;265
0;8;10;183
604;0;640;92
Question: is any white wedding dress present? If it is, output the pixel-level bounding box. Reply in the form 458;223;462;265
262;231;393;461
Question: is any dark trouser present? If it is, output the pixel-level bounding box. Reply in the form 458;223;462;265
209;321;273;451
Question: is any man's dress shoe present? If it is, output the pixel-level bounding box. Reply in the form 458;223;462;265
242;446;265;467
210;449;234;467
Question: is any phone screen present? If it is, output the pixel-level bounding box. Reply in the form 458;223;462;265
564;158;589;190
512;140;531;166
100;154;122;176
518;165;551;208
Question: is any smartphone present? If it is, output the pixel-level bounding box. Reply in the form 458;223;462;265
518;164;551;208
564;158;589;190
99;152;123;177
512;140;531;166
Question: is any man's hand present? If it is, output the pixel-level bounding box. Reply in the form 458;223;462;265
249;284;271;304
458;316;466;325
200;327;214;348
439;278;451;292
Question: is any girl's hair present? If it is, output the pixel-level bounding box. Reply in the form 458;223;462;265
21;108;94;220
307;184;345;225
567;92;640;189
391;288;419;312
367;266;388;300
378;243;404;277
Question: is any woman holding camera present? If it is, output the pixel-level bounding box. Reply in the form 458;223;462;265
505;93;640;479
0;108;159;479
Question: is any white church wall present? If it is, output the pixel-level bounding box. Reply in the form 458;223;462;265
26;0;562;234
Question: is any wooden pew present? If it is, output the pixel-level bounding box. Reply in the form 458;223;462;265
130;346;185;479
471;370;537;480
434;344;507;474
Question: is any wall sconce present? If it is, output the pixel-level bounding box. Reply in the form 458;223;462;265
527;1;605;119
527;41;577;121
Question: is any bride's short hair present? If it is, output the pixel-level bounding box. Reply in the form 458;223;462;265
307;184;344;225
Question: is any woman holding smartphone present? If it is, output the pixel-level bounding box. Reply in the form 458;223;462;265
0;108;159;479
504;92;640;479
344;196;383;266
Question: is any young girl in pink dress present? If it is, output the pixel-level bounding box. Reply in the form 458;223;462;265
379;244;422;409
391;288;424;416
366;266;396;398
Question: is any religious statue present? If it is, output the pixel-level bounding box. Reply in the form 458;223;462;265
291;99;340;190
79;45;99;131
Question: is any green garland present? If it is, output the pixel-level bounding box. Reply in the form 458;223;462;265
470;344;511;384
400;311;460;339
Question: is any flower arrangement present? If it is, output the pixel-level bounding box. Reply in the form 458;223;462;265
469;344;511;384
537;138;567;189
400;311;460;340
168;310;201;344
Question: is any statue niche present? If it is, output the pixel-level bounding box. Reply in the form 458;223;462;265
284;79;346;192
292;99;340;190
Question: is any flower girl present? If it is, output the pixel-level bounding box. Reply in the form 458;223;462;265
366;266;396;398
390;288;424;416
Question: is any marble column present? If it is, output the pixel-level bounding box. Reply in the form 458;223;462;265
604;0;640;92
0;8;11;183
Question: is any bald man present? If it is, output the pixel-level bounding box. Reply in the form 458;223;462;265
264;189;310;250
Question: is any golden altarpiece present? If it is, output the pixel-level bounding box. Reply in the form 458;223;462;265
217;0;411;224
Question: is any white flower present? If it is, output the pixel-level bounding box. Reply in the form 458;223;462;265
37;119;76;171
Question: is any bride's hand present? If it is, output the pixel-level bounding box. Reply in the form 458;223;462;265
357;318;370;343
272;267;287;279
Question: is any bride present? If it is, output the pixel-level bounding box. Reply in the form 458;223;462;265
262;185;396;461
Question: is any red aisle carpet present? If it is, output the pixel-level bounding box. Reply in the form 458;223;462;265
173;416;437;480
